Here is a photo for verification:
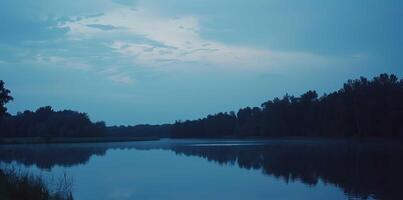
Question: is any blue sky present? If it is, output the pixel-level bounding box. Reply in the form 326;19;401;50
1;0;402;125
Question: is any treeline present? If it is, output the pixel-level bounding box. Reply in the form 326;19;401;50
171;74;403;138
108;124;171;138
1;74;403;139
1;81;107;138
0;80;169;138
0;106;107;138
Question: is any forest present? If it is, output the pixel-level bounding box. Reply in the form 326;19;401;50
0;81;107;138
1;73;402;139
171;74;403;138
0;105;107;138
108;124;171;138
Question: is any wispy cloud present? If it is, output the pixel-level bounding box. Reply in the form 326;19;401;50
1;1;332;87
60;6;329;71
107;73;134;84
101;67;135;85
86;24;121;31
26;54;93;70
1;1;331;87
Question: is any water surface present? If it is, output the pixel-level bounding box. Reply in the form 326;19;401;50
0;139;401;200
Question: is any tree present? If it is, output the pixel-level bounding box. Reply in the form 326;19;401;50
171;74;403;139
0;80;13;118
0;81;105;138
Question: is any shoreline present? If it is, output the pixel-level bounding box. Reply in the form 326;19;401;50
0;136;160;145
1;136;401;145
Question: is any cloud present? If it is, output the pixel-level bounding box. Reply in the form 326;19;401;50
107;73;134;84
60;6;329;71
26;54;93;70
112;0;138;6
101;67;135;84
86;24;121;31
0;0;331;87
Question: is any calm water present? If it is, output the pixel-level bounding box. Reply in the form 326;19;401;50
0;139;402;200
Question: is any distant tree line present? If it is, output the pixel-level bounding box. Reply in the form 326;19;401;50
108;124;171;138
1;74;403;139
171;74;403;138
0;106;107;138
0;80;107;137
0;80;170;138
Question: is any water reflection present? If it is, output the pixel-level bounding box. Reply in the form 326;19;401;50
0;139;401;200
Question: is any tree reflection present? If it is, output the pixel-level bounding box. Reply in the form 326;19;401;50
169;141;403;200
0;140;401;200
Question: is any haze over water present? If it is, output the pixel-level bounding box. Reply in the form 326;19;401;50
0;139;401;200
1;1;403;200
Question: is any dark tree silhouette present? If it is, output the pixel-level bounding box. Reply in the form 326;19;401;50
0;105;107;138
0;80;13;118
171;74;403;139
1;74;402;139
0;80;109;138
108;124;171;138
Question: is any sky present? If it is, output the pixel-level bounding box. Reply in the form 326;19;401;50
0;0;402;125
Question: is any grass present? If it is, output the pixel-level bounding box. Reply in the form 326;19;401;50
0;168;73;200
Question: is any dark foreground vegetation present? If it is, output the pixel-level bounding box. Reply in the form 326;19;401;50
171;74;403;138
0;168;73;200
1;73;402;140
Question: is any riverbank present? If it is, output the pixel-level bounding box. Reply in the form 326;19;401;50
0;168;73;200
0;136;159;145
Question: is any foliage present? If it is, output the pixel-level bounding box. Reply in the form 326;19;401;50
108;124;171;138
171;74;403;138
0;106;107;138
0;80;13;118
0;168;73;200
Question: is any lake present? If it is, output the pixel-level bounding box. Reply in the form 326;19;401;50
0;139;402;200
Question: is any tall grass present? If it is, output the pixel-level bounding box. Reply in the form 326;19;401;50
0;167;73;200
